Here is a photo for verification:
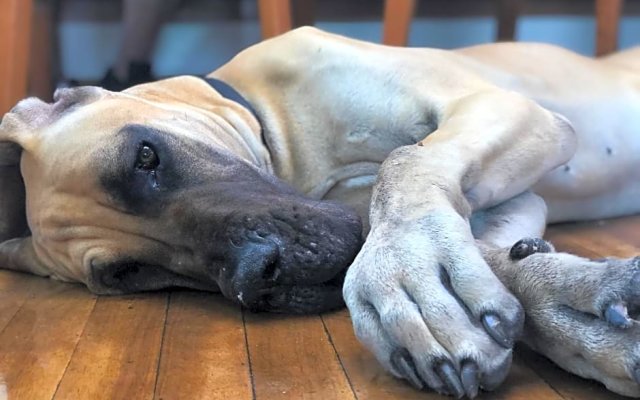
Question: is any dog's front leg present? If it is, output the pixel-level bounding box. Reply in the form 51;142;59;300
343;90;577;398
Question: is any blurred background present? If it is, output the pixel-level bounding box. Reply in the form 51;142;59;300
1;0;639;113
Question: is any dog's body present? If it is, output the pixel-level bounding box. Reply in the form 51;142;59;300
213;28;640;225
2;27;640;397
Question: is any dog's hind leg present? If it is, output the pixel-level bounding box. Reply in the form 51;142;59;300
475;196;640;397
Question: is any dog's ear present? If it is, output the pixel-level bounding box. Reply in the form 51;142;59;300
0;111;38;274
0;99;42;243
0;99;50;274
0;88;108;275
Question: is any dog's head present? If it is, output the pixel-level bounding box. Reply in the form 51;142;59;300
0;77;363;313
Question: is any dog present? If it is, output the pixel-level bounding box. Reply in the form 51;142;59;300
1;27;640;398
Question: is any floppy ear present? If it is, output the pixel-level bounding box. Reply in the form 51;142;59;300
0;99;46;275
0;105;34;243
0;89;109;276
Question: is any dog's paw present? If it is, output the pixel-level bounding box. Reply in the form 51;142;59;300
490;240;640;397
343;213;524;398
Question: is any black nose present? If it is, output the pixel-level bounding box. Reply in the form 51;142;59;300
229;239;280;309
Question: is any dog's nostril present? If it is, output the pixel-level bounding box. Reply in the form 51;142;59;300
262;256;280;282
256;231;267;238
261;293;273;307
229;237;242;248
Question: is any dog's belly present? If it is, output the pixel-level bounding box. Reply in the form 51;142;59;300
534;92;640;221
456;42;640;222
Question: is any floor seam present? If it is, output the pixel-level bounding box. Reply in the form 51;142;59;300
0;278;41;336
152;292;171;400
241;308;257;400
0;299;27;337
50;295;99;400
320;314;358;400
518;355;569;400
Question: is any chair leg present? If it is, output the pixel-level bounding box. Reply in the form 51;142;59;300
496;0;523;41
595;0;624;56
382;0;416;46
0;0;33;114
29;0;54;102
258;0;293;40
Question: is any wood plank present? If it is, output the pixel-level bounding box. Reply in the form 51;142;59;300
53;293;168;400
154;292;252;400
322;309;562;400
544;230;605;259
321;309;434;400
547;225;639;258
0;277;96;400
0;270;42;333
546;216;640;258
590;216;640;248
244;311;355;399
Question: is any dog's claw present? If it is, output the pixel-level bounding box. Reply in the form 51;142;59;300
482;313;513;348
461;361;479;399
436;361;465;399
604;302;632;328
509;238;553;260
391;349;424;390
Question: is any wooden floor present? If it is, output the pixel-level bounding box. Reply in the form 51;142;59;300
1;217;640;400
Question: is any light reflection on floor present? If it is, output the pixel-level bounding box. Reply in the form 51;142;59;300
0;375;7;400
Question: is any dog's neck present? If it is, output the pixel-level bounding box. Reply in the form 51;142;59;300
199;76;273;174
203;77;261;126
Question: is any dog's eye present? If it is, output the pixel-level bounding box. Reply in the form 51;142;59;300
136;144;159;170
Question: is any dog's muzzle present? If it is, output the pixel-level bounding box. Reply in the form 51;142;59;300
215;199;363;314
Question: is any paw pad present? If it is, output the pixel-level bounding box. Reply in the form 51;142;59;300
509;238;553;260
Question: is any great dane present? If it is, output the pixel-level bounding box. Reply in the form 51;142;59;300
1;27;640;398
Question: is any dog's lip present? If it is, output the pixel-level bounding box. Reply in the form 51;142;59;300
240;267;348;313
257;266;347;295
213;255;348;308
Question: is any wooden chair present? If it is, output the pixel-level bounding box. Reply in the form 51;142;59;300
0;0;33;114
0;0;628;115
380;0;626;53
257;0;625;56
595;0;624;56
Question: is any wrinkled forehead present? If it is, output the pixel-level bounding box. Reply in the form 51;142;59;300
37;92;237;162
45;95;193;144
